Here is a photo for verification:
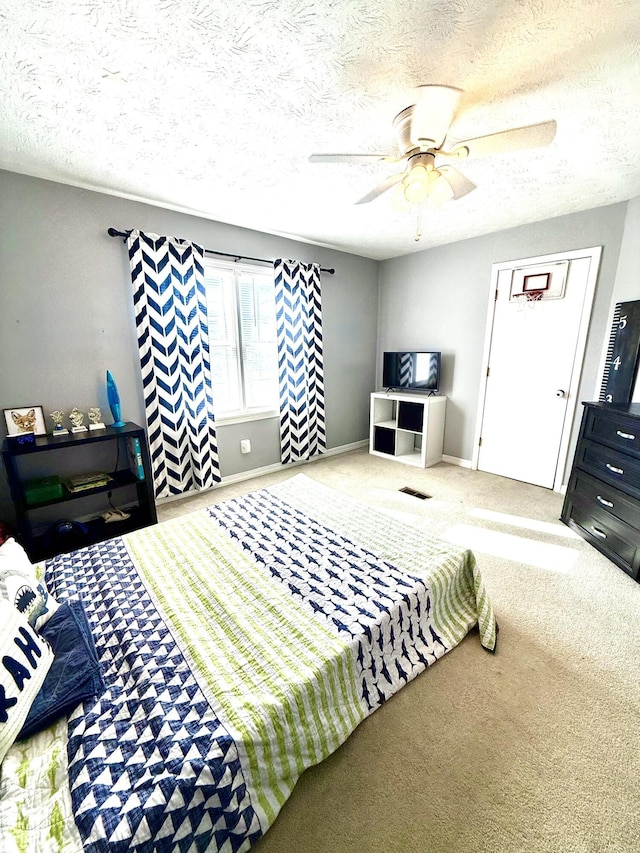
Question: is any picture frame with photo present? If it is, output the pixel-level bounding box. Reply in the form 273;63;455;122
3;405;47;437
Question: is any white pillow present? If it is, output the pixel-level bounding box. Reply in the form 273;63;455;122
0;600;54;762
0;538;34;575
0;539;59;630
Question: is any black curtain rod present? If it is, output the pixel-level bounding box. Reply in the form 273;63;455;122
107;228;335;274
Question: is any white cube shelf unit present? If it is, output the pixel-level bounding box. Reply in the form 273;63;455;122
369;392;446;468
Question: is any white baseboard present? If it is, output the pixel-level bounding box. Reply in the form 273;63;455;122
157;440;369;505
219;439;368;487
441;454;568;492
442;454;473;468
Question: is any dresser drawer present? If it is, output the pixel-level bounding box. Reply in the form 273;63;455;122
570;470;640;529
568;493;640;578
577;439;640;500
585;408;640;459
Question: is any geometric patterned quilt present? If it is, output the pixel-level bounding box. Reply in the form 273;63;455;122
0;473;496;853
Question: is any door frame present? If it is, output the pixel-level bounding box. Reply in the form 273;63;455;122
471;246;602;491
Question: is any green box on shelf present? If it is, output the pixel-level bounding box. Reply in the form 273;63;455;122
24;475;64;505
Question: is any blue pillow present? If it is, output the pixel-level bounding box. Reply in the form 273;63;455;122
17;599;103;740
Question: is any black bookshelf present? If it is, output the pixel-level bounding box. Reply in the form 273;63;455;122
2;422;157;560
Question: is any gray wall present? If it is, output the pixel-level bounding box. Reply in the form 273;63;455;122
612;196;640;304
2;165;637;531
378;203;629;467
0;170;379;522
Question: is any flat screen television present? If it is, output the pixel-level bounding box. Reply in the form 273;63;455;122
383;351;441;393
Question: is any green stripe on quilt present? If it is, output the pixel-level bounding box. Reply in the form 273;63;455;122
0;718;83;853
126;514;366;827
267;474;497;652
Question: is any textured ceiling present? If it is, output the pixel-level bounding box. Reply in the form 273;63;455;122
1;0;640;260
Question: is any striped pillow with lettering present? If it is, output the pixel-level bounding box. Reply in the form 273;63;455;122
0;600;54;762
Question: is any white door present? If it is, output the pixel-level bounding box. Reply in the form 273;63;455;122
475;249;600;489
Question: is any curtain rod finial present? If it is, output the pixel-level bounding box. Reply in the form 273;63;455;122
107;227;131;241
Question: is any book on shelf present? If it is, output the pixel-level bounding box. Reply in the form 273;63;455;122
64;472;112;493
66;471;109;487
127;436;145;480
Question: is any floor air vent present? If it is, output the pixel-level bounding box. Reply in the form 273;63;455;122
399;487;431;500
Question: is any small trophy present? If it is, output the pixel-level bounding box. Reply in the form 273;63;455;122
49;410;69;436
69;407;88;433
88;407;106;431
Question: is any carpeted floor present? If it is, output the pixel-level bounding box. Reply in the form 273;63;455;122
159;450;640;853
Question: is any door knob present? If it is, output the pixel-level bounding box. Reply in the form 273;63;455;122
556;389;566;397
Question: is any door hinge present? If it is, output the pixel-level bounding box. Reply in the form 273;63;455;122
478;436;482;447
486;366;490;377
494;288;499;301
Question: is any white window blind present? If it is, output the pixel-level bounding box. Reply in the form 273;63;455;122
204;261;278;419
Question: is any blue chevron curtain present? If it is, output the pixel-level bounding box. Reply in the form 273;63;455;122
126;230;221;498
274;259;326;463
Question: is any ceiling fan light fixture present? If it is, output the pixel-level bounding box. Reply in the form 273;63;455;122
391;182;413;212
403;183;428;205
401;152;437;204
310;87;556;225
402;163;431;204
427;172;455;206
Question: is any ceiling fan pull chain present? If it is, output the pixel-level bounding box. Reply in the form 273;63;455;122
415;206;423;242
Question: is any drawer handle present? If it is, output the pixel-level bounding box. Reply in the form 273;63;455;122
616;430;635;440
605;463;624;475
596;495;614;508
591;526;607;540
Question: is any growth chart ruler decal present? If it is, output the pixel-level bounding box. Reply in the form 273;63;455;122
599;300;640;403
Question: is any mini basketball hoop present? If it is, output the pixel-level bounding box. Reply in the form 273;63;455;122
513;289;544;311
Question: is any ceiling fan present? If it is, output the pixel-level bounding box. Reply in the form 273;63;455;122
309;85;557;208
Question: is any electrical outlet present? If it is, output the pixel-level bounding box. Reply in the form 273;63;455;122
240;439;251;454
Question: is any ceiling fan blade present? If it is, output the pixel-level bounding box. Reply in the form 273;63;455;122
410;85;462;149
449;120;557;160
355;172;403;204
438;165;476;200
309;153;398;164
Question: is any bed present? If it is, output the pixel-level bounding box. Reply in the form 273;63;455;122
0;473;496;852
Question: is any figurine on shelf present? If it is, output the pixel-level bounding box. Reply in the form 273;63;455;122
69;407;88;433
49;410;69;436
88;407;106;431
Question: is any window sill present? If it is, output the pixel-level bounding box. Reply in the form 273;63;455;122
215;410;279;427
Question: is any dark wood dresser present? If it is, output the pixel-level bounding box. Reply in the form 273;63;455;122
561;402;640;581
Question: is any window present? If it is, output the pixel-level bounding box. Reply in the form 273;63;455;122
204;260;278;420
